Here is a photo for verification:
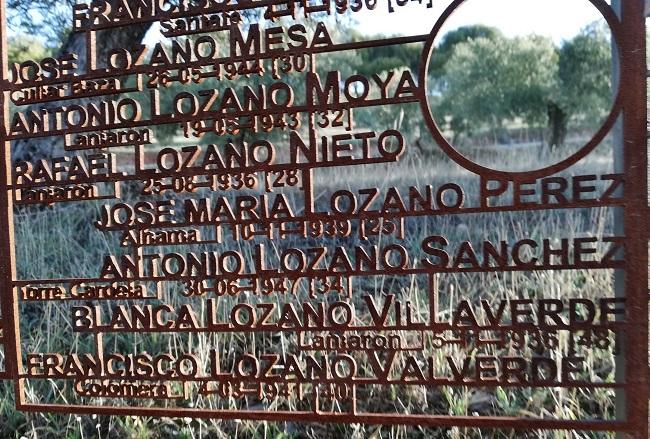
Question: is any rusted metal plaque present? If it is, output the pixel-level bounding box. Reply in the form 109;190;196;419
0;0;647;435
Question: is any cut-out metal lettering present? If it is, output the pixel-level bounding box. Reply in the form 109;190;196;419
0;0;647;435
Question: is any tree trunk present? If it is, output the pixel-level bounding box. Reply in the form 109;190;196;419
547;102;568;149
11;14;150;162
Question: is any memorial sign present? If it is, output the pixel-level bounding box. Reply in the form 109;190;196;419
0;0;647;435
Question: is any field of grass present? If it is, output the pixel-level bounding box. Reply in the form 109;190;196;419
0;128;626;439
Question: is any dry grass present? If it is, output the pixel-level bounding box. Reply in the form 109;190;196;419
3;130;624;439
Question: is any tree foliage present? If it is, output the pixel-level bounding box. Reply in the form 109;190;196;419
355;33;421;77
5;1;613;156
557;23;612;121
7;33;53;64
428;24;502;79
434;23;612;147
6;0;76;47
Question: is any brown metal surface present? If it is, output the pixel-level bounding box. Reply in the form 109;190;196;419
0;0;647;435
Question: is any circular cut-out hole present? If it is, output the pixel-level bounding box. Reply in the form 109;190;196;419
421;0;618;175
